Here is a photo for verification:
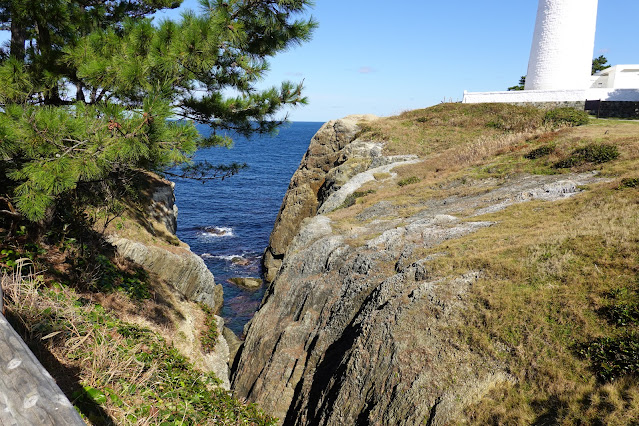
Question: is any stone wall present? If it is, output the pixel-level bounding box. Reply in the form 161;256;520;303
588;101;639;119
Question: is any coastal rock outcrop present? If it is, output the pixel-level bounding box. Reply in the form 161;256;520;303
233;116;607;424
107;176;229;385
263;114;420;283
107;236;223;313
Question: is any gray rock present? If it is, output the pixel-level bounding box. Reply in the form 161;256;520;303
236;117;609;425
223;327;243;366
228;277;263;290
356;201;396;221
149;179;179;235
108;236;223;313
263;115;380;282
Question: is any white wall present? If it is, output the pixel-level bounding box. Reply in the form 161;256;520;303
525;0;598;91
462;88;639;104
463;90;587;104
591;66;639;89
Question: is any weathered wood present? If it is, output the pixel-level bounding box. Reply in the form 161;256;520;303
0;313;85;425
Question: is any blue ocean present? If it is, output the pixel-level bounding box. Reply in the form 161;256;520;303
173;122;324;335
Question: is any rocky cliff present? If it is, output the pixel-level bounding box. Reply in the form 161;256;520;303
262;115;416;283
105;174;231;387
233;105;639;424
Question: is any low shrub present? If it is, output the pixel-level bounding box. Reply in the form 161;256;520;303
579;332;639;382
619;177;639;189
339;190;375;209
554;143;620;168
398;176;421;187
200;303;219;352
525;144;555;160
544;108;590;127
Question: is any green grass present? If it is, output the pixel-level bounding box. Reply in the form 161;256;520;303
554;143;620;168
619;177;639;189
397;176;421;187
336;104;639;423
200;303;219;353
338;190;376;209
543;107;591;127
4;276;275;425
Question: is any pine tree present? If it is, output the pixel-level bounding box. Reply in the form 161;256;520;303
592;55;611;75
0;0;316;222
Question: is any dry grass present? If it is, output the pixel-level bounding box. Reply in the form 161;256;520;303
416;187;639;424
2;266;160;422
0;262;273;425
329;104;639;423
358;103;549;158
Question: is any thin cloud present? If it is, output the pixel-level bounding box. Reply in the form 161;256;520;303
358;66;376;74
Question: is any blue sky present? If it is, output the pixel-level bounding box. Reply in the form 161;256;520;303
5;1;637;122
191;0;635;122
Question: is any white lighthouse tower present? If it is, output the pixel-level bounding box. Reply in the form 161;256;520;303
462;0;639;106
525;0;599;91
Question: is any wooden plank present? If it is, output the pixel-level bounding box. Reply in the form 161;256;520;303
0;313;85;425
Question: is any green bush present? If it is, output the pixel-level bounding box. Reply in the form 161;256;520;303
200;303;219;352
339;190;375;209
398;176;421;187
554;143;620;168
599;287;639;327
544;108;591;127
579;332;639;382
94;254;151;300
525;144;555;160
619;177;639;189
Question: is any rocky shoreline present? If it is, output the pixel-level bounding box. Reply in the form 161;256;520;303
232;114;610;424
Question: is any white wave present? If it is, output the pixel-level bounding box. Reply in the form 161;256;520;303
200;226;234;238
200;254;252;263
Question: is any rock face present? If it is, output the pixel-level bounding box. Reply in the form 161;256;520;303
107;176;229;384
232;117;606;424
108;236;223;313
148;179;179;235
263;114;418;283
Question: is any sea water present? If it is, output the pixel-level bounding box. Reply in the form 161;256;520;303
173;122;324;335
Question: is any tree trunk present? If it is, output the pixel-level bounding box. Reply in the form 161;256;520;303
10;13;25;61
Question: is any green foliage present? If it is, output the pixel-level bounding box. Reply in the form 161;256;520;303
592;55;611;75
599;287;639;327
579;269;639;383
554;143;620;168
7;281;276;424
200;303;219;353
397;176;421;187
525;144;555;160
339;190;375;209
0;244;43;272
508;75;526;91
579;332;639;382
543;108;590;127
93;254;151;300
0;0;316;222
619;177;639;189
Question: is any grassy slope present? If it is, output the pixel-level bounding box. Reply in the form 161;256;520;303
1;103;636;424
0;174;275;425
332;104;639;424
